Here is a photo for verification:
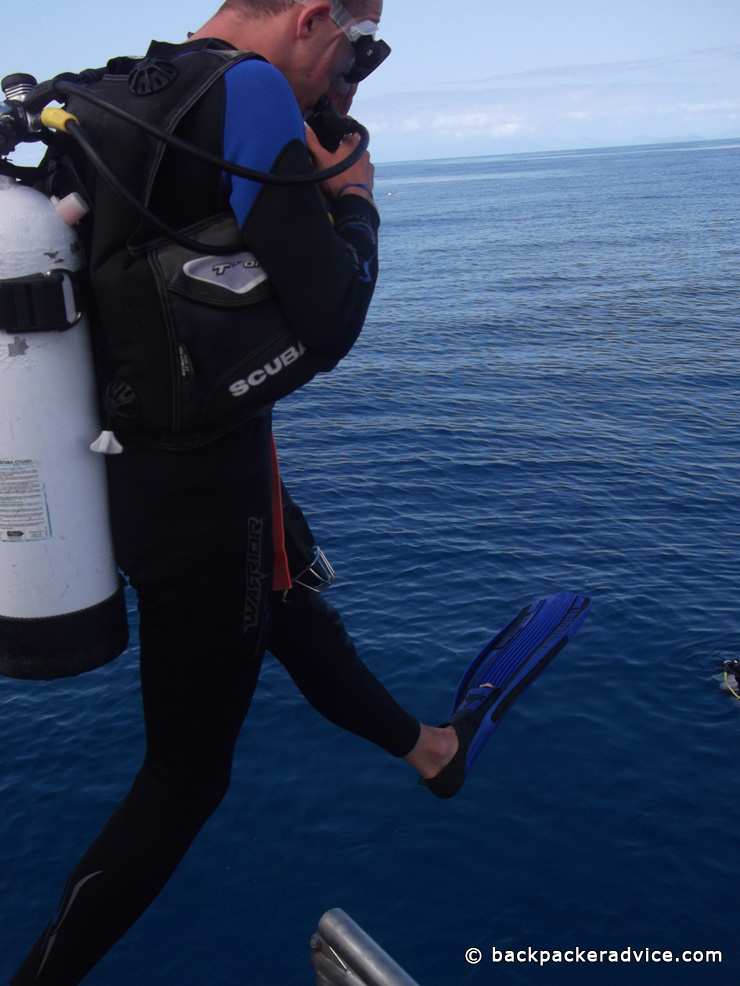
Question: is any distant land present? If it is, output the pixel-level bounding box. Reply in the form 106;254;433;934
374;132;740;164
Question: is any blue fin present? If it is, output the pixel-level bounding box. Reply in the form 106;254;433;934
424;592;592;799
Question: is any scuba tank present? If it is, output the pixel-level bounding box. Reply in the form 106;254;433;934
0;166;128;679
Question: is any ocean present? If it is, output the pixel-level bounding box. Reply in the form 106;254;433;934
2;137;739;984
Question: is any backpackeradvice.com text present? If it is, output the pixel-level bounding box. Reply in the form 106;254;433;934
468;947;723;967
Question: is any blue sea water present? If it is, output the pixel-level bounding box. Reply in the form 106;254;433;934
2;138;740;984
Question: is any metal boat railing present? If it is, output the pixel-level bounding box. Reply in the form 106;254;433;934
310;908;421;986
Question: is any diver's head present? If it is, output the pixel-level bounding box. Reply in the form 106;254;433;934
196;0;388;111
290;0;388;108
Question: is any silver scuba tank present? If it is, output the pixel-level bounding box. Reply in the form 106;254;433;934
0;174;128;679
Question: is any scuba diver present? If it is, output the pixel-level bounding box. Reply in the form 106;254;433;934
722;659;740;699
1;1;591;981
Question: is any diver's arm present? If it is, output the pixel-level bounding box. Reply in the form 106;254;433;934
223;60;379;363
240;147;379;363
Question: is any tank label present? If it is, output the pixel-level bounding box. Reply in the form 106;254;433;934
0;460;51;541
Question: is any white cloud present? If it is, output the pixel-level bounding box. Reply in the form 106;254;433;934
357;46;740;160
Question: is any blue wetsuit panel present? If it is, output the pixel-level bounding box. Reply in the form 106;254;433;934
223;59;306;225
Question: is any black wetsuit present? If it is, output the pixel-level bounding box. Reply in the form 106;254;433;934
11;41;419;984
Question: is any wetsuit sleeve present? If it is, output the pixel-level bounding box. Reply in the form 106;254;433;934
222;59;306;220
222;59;379;363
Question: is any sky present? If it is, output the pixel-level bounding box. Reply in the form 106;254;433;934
4;0;740;162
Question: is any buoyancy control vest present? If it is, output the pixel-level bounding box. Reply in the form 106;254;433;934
63;39;334;449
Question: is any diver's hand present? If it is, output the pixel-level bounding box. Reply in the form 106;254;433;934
305;126;375;204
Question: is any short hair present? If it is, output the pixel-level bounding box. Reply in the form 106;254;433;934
220;0;370;18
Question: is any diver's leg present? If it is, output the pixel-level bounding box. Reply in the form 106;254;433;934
12;422;272;985
267;585;422;756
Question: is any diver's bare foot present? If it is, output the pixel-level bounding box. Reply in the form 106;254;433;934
404;724;459;779
405;685;495;780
